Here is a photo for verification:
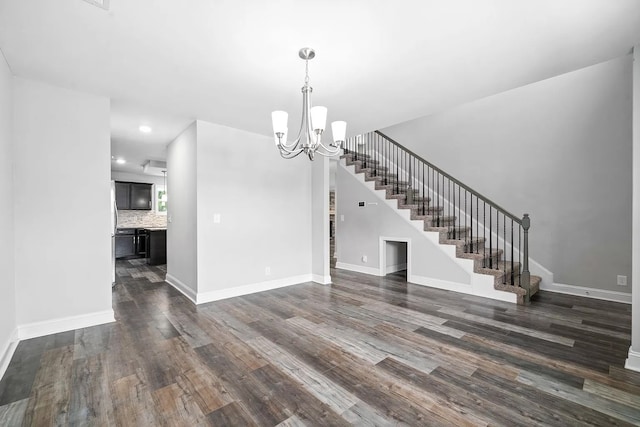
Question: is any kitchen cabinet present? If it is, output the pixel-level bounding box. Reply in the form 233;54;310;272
146;229;167;265
115;181;152;210
115;228;149;259
115;182;130;210
115;228;136;258
136;229;148;256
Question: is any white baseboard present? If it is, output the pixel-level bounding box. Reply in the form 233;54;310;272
626;347;640;372
165;273;197;304
409;274;472;294
0;328;19;381
195;274;313;304
17;309;115;341
541;282;632;304
335;261;382;276
386;263;407;274
312;274;332;285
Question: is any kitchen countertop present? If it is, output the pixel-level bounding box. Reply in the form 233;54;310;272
117;226;167;231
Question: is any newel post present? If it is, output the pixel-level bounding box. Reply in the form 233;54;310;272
521;213;531;305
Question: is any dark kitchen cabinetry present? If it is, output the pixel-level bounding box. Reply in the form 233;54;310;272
146;229;167;265
115;228;149;259
115;181;152;210
136;229;148;256
115;228;136;258
115;182;130;210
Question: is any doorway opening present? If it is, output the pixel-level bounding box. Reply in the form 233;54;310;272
380;238;409;280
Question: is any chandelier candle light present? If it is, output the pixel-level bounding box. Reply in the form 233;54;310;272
271;48;347;160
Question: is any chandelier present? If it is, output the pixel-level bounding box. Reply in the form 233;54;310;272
271;48;346;160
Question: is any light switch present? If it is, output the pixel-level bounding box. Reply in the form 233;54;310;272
213;214;221;223
340;215;344;222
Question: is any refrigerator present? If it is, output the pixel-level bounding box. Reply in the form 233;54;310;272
111;180;118;287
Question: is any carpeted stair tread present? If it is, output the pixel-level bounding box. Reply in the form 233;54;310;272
442;237;486;255
477;260;521;276
458;249;503;262
398;202;436;212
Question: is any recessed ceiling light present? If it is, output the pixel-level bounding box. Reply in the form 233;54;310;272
116;158;126;164
139;125;152;133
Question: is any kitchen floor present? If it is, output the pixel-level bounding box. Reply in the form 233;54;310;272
115;258;166;285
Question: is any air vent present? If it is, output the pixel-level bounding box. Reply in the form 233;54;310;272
82;0;110;10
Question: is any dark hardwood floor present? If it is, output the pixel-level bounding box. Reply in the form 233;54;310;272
1;260;639;425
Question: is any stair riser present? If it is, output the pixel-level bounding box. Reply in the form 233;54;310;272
429;229;476;242
365;176;410;187
387;190;420;199
457;241;486;255
475;255;508;272
358;167;390;175
347;159;380;167
446;229;471;239
484;263;522;278
426;218;457;227
390;193;430;202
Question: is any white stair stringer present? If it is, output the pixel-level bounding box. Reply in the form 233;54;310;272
338;158;518;303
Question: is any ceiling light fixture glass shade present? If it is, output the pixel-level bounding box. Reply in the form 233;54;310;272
271;48;346;160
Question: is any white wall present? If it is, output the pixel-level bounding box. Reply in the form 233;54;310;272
0;51;16;374
311;156;330;283
166;122;198;299
628;45;640;372
383;55;633;293
195;120;312;299
336;163;469;283
13;77;113;332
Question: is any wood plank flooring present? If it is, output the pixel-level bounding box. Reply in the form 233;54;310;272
1;260;639;426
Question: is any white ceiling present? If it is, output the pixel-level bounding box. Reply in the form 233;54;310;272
1;0;639;174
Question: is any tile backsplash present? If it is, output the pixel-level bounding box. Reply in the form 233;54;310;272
118;210;167;228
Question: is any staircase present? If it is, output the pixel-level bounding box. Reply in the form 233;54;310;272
340;131;541;305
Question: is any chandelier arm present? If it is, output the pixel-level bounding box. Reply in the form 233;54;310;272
279;149;305;159
312;151;341;158
317;140;342;153
279;135;302;150
277;140;304;155
313;146;343;157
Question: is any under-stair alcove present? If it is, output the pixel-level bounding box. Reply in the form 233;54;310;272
381;239;408;278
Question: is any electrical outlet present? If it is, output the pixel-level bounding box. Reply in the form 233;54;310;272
265;267;271;276
617;275;627;286
362;255;367;263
